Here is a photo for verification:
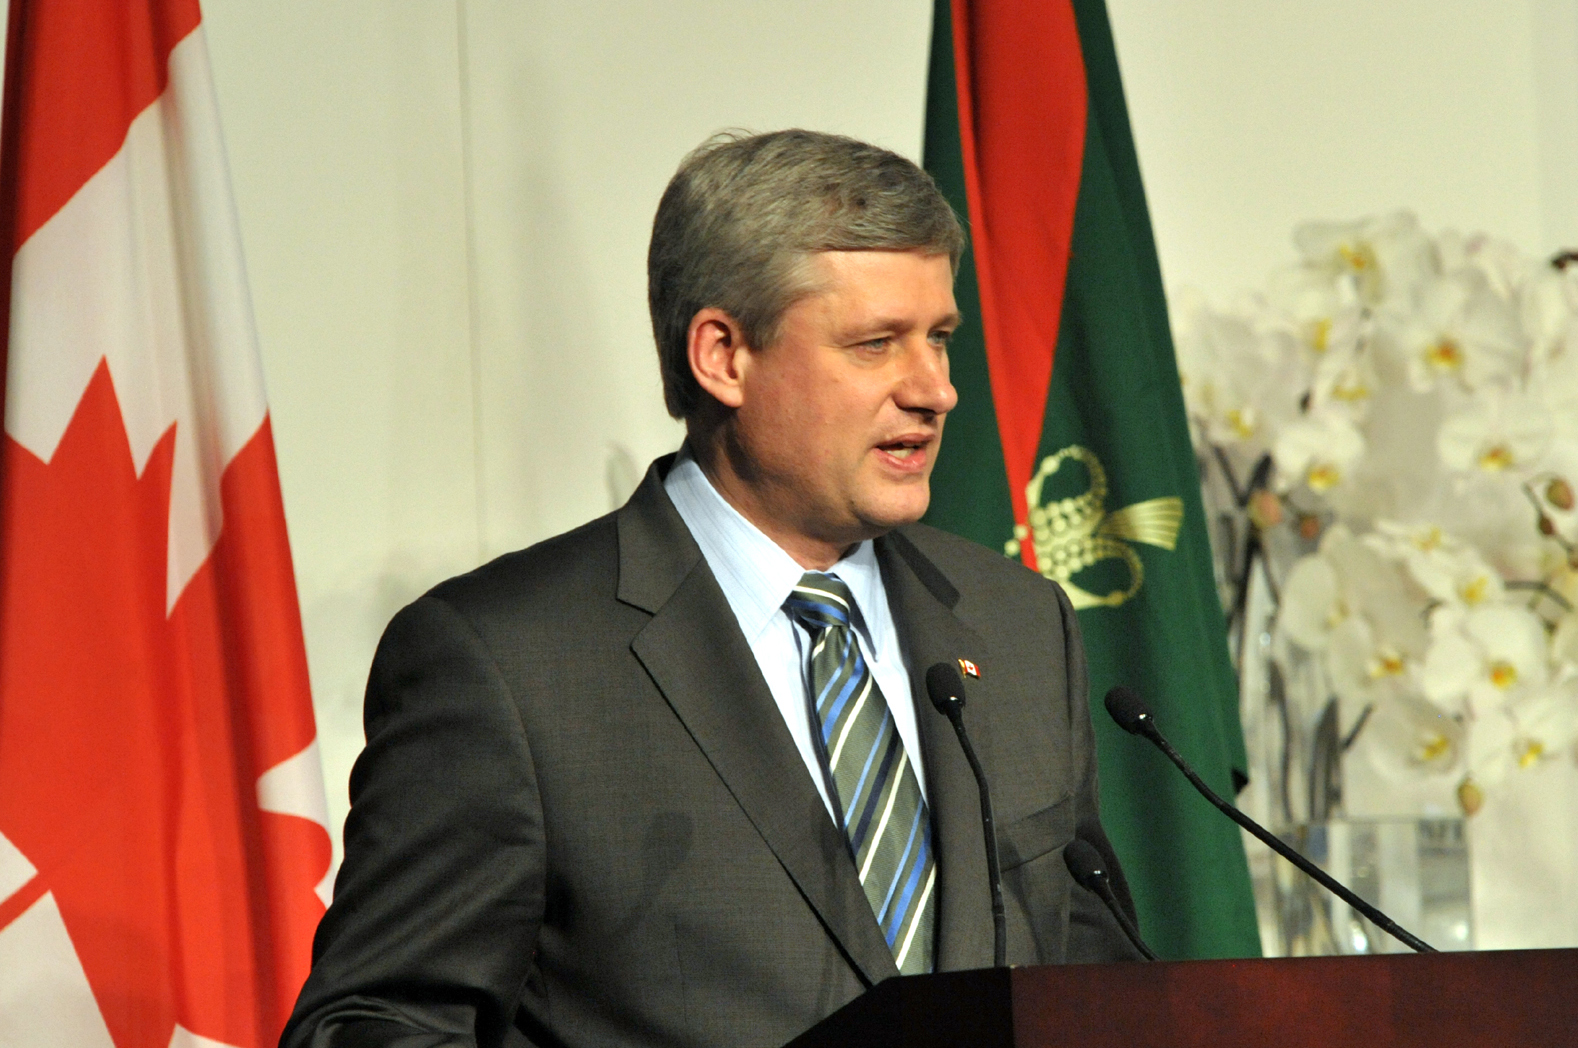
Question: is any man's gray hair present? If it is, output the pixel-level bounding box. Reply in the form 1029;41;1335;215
647;129;966;420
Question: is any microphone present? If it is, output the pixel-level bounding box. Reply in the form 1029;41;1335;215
1063;838;1158;961
1104;686;1437;954
925;662;1006;967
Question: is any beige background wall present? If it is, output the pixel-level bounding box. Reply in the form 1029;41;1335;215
1108;1;1550;301
200;1;1577;941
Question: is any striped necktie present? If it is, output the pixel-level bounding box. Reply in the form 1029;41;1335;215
784;572;935;974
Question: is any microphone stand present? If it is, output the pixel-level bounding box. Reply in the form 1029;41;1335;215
926;663;1007;967
944;711;1007;968
1106;687;1435;954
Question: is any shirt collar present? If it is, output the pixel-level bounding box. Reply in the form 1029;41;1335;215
826;540;889;657
663;447;888;655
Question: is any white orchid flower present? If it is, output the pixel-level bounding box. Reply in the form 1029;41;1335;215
1272;410;1365;494
1439;230;1530;302
1279;527;1429;707
1521;265;1578;365
1364;521;1506;608
1294;211;1436;309
1421;603;1550;717
1326;615;1419;708
1506;672;1578;769
1463;674;1578;791
1173;293;1306;453
1361;693;1466;778
1394;270;1524;393
1553;610;1578;670
1328;538;1430;707
1262;263;1365;361
1533;341;1578;504
1436;389;1553;476
1307;331;1380;422
1463;706;1517;789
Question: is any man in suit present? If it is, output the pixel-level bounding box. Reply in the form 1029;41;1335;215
282;129;1142;1048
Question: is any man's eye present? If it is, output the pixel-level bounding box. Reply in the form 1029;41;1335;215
930;330;955;348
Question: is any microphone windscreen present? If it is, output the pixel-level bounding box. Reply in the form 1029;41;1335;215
925;662;967;714
1104;686;1152;736
1063;838;1108;892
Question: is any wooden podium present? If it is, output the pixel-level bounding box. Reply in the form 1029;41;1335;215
786;948;1578;1046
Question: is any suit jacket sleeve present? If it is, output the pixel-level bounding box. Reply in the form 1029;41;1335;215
280;594;545;1048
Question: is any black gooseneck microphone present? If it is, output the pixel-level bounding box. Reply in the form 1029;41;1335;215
1063;838;1158;961
1104;685;1436;954
925;662;1007;968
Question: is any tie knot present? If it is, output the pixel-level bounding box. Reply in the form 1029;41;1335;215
784;572;855;632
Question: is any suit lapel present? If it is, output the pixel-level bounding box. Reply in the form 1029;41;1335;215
877;530;996;973
617;461;900;986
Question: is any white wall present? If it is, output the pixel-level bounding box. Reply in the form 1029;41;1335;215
1105;0;1574;305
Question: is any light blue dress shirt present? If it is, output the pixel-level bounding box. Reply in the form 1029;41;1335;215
663;449;927;823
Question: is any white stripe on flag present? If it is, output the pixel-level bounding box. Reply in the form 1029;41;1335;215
0;894;117;1048
6;27;267;612
257;741;337;906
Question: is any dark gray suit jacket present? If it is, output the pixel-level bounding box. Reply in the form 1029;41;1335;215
281;458;1141;1048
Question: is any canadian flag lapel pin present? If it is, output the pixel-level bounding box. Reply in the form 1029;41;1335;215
957;658;981;679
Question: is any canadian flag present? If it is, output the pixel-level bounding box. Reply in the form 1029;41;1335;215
0;2;332;1047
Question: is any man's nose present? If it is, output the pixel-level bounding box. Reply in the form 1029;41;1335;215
898;340;958;416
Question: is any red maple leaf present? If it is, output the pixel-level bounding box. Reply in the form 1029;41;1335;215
0;361;330;1048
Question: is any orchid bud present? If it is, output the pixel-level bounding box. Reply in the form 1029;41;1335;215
1457;776;1484;817
1547;477;1575;511
1248;489;1283;530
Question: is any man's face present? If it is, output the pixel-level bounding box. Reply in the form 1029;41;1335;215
719;249;960;566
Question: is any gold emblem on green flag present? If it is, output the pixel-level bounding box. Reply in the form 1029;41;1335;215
1004;446;1184;610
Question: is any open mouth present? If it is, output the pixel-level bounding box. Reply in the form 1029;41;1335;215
876;437;931;466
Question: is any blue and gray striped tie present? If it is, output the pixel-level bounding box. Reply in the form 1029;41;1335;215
784;572;935;974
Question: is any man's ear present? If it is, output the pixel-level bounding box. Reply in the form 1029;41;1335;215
687;307;751;410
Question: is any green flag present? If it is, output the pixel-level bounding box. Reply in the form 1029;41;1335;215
923;0;1261;960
